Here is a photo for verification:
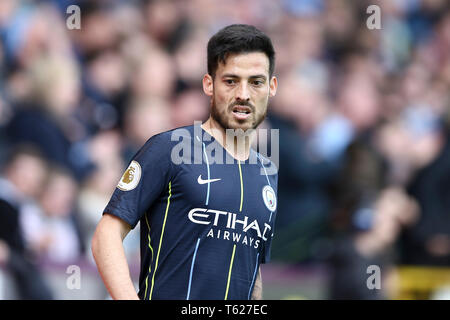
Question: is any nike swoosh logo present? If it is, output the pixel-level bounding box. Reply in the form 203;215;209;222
197;175;221;184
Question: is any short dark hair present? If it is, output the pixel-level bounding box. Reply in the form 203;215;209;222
1;143;47;173
207;24;275;79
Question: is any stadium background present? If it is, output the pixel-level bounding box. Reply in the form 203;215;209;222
1;0;450;300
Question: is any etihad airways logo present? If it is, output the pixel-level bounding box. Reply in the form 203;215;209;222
188;208;272;249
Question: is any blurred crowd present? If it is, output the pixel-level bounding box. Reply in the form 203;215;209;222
0;0;450;299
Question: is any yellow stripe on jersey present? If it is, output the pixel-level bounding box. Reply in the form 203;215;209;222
149;181;172;300
223;161;243;299
144;212;154;299
224;244;237;300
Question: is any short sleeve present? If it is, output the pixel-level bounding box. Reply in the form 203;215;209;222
103;133;174;229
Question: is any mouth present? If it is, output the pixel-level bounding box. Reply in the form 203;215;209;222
231;105;252;120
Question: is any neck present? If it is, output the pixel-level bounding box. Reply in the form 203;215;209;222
201;117;255;161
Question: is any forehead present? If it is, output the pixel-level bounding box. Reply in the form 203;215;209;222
216;52;269;77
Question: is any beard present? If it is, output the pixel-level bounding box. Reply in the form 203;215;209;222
210;95;268;131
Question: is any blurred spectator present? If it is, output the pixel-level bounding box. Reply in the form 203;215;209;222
171;88;209;127
20;166;84;265
5;53;94;180
143;0;190;52
0;145;53;299
69;1;119;59
329;139;419;299
335;71;382;136
172;26;209;90
268;66;348;263
81;48;128;131
129;47;176;101
399;109;450;266
77;130;128;262
123;97;172;156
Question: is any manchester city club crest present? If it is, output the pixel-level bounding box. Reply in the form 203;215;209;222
262;185;277;212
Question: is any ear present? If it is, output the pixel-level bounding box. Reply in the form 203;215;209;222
269;76;278;97
202;74;214;97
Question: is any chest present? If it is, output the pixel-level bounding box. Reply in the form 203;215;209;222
171;160;276;223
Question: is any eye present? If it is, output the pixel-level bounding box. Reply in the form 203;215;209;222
252;79;264;86
224;79;236;85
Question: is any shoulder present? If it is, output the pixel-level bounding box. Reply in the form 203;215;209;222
144;125;196;146
132;125;197;169
139;125;194;152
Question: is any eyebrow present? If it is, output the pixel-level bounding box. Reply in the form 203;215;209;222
222;73;267;80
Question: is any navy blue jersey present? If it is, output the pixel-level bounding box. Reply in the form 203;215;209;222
104;124;278;300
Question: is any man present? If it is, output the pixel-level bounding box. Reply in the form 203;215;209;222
0;145;53;299
92;24;278;300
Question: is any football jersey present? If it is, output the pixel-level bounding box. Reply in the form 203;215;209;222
104;123;278;300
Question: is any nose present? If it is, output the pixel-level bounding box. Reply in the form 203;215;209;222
235;82;250;102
